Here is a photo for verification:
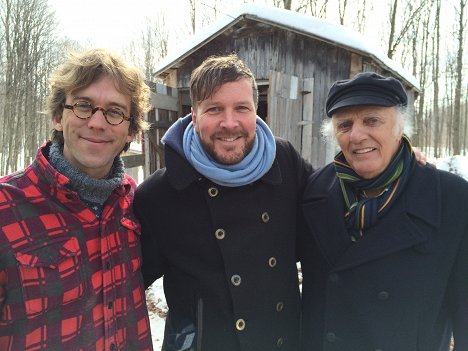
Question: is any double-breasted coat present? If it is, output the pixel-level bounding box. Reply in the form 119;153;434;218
300;162;468;351
134;136;311;351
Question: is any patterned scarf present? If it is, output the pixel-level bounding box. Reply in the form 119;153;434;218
334;135;416;240
183;116;276;187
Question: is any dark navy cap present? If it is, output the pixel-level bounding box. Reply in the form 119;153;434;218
325;72;408;117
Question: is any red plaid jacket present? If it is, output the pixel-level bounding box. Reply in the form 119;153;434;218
0;144;153;351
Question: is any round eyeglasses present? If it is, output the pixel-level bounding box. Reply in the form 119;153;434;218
63;102;132;125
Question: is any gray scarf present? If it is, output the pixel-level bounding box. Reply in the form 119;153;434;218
48;142;125;215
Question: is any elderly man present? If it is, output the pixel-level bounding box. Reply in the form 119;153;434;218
0;49;153;351
300;72;468;350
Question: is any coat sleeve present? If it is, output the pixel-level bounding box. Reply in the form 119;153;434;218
450;223;468;349
133;182;167;289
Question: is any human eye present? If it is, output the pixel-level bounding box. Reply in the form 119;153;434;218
205;106;222;115
106;107;124;119
364;116;380;126
74;101;92;113
336;120;352;132
236;105;251;113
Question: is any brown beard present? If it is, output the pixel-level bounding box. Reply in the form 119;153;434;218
201;135;255;165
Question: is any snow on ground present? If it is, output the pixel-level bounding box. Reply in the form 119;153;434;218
146;278;166;350
146;155;468;349
435;155;468;180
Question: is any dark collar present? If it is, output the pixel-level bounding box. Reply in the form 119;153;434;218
302;163;440;271
165;144;282;190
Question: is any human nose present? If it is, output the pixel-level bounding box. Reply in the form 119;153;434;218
219;109;239;129
348;123;367;143
87;107;107;129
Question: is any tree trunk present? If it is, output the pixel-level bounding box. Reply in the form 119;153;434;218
433;0;441;157
452;0;466;155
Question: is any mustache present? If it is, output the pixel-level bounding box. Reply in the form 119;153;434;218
212;131;248;138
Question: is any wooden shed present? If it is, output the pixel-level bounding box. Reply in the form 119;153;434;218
143;4;419;175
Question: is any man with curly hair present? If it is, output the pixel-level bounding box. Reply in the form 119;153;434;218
0;48;153;351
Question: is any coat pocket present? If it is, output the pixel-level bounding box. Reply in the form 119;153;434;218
163;298;203;351
120;215;143;274
14;236;87;317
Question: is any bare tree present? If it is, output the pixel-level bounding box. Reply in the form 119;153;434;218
355;0;368;33
189;0;196;34
412;4;432;147
271;0;292;9
463;88;468;155
386;0;428;59
296;0;328;18
338;0;348;25
432;0;442;157
452;0;466;155
445;58;457;155
139;15;169;81
0;0;58;174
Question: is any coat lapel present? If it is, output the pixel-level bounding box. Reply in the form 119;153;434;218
303;164;441;271
302;173;352;267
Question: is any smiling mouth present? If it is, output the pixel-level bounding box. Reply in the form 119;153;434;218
218;136;242;142
354;147;375;154
82;137;109;143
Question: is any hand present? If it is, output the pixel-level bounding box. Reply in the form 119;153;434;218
412;147;427;165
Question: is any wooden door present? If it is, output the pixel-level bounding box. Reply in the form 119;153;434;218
268;71;315;163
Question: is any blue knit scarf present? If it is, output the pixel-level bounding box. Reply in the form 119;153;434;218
183;116;276;187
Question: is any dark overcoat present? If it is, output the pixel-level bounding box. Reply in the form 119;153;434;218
135;138;311;351
300;163;468;351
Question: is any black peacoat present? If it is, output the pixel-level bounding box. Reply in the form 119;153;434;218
135;137;312;351
300;162;468;351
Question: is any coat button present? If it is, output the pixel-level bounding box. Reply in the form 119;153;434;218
208;187;218;197
261;212;270;223
268;257;277;268
326;332;336;342
231;274;242;286
276;301;284;312
215;229;225;240
276;337;284;347
377;291;389;300
235;318;246;331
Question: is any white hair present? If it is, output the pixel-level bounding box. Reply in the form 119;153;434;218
320;105;412;142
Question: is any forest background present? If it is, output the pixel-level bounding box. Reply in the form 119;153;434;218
0;0;467;176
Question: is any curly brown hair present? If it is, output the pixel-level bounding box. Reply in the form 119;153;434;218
47;48;151;150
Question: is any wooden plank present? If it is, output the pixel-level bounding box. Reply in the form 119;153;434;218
151;120;175;128
267;70;302;151
122;153;144;168
151;91;179;112
301;78;314;163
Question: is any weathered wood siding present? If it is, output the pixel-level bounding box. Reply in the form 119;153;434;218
160;18;415;167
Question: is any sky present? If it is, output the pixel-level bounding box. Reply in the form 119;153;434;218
46;0;246;53
47;0;168;51
46;0;461;76
45;0;397;55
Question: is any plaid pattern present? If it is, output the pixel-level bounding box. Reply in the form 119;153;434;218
0;144;153;351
